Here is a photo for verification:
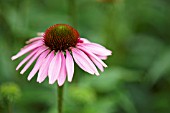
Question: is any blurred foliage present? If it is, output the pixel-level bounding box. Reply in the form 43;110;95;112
0;82;21;103
0;82;21;113
0;0;170;113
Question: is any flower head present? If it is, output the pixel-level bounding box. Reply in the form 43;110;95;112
11;24;112;86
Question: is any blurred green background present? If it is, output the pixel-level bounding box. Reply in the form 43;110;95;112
0;0;170;113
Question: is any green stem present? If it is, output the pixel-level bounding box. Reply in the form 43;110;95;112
58;85;64;113
8;102;12;113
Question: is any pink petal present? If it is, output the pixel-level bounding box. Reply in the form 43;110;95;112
21;40;42;51
20;46;48;74
48;51;62;84
37;51;54;83
27;49;50;80
16;48;39;70
77;43;112;56
90;57;104;72
77;45;107;67
11;40;44;60
77;46;107;72
66;50;74;82
80;38;90;43
21;40;43;51
72;48;99;75
96;55;108;60
81;42;106;49
26;37;43;44
58;52;67;86
72;50;93;74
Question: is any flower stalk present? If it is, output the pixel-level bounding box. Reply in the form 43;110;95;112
8;102;12;113
58;84;64;113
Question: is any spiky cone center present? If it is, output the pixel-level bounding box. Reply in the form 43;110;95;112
44;24;79;51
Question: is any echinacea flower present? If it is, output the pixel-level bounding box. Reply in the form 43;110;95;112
11;24;112;86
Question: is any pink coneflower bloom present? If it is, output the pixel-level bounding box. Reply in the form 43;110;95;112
11;24;112;86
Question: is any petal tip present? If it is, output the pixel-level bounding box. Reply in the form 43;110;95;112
38;81;42;83
58;83;63;87
49;80;55;84
27;77;31;81
104;64;108;68
20;71;24;74
11;56;16;60
68;79;72;82
95;73;100;76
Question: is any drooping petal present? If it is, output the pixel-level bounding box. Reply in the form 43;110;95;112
37;51;54;83
90;57;104;72
20;46;48;74
77;43;112;56
96;55;108;60
11;40;44;60
16;48;39;70
81;42;106;49
72;49;93;74
77;45;107;67
27;49;50;80
58;52;67;86
66;50;74;82
72;48;99;75
48;51;62;84
80;38;90;43
26;37;43;44
21;39;43;51
77;46;107;72
20;39;44;51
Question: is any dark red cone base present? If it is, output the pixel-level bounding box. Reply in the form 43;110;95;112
44;24;79;51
